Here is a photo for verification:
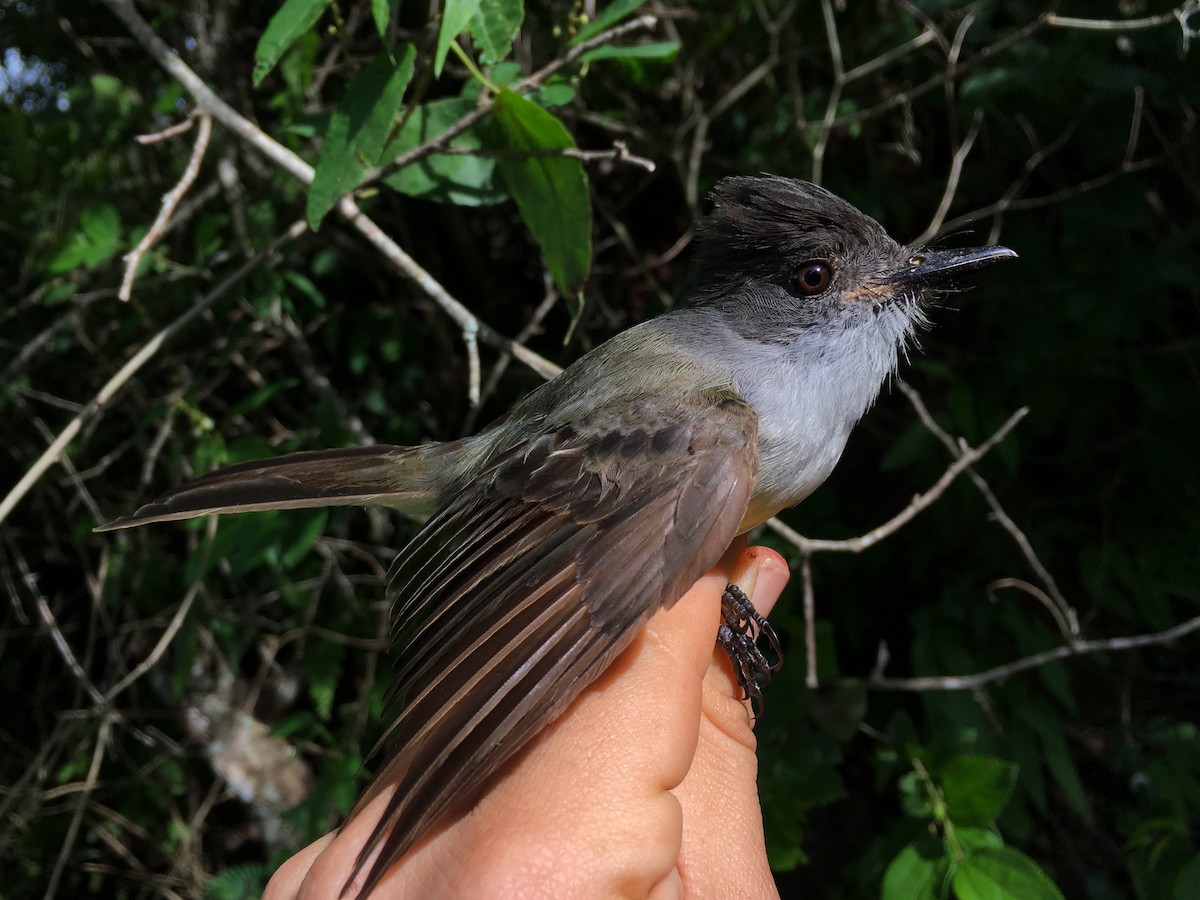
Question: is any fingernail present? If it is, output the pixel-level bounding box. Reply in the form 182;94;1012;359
730;546;790;618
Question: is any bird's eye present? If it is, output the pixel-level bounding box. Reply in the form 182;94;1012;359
795;261;833;295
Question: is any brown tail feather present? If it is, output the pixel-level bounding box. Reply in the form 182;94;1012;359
96;442;465;531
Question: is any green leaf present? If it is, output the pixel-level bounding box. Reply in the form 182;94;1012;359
253;0;334;86
940;755;1018;827
579;40;679;62
436;0;482;76
1174;854;1200;899
383;97;508;206
205;863;269;900
951;846;1064;900
954;827;1004;853
307;47;416;228
488;87;591;294
571;0;644;45
49;203;123;274
882;842;947;900
371;0;393;38
472;0;524;65
281;510;329;570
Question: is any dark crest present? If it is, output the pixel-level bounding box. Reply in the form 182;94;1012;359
693;175;896;288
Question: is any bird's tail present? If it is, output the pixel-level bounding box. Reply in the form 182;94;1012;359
95;441;467;532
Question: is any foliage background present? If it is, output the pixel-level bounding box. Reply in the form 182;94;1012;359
2;0;1198;897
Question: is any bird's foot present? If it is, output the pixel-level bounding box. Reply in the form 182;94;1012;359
717;583;784;716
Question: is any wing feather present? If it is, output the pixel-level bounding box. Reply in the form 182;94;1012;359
95;443;466;530
344;392;758;897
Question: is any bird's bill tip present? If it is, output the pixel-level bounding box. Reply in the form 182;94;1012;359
896;245;1017;282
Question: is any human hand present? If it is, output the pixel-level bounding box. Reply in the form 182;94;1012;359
265;538;790;899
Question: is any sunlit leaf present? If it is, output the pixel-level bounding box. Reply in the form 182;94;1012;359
253;0;334;85
472;0;524;65
384;97;508;206
435;0;482;76
952;847;1064;900
307;46;416;228
488;87;590;294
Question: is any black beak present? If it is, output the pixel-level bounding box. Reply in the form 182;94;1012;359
892;245;1017;284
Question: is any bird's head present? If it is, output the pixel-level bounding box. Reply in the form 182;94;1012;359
688;175;1016;348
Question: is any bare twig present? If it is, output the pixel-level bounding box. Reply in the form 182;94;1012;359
801;553;817;689
1045;2;1197;33
135;116;195;145
434;141;656;172
336;196;561;381
867;613;1200;691
987;578;1077;644
463;320;481;408
765;406;1028;554
897;380;1077;636
44;716;113;900
0;221;308;526
918;108;983;243
104;578;203;703
120;112;213;301
810;0;845;185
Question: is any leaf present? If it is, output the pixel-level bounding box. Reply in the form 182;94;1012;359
571;0;645;45
580;40;680;62
1174;853;1200;899
954;827;1005;853
48;202;123;273
383;97;508;206
951;846;1065;900
472;0;524;65
307;46;416;229
940;755;1018;827
371;0;393;38
488;87;591;294
253;0;334;86
882;842;947;900
435;0;482;76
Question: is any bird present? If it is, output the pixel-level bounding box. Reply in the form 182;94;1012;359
98;175;1015;896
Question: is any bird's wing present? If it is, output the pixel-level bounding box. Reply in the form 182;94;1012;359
94;443;462;531
345;389;759;897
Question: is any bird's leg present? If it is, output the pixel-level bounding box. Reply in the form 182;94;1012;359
717;583;784;716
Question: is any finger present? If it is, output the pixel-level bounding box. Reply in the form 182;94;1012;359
675;545;790;900
262;832;334;900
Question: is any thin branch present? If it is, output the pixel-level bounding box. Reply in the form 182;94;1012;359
104;579;202;703
44;716;113;900
801;553;817;689
336;196;561;381
917;108;983;243
434;141;656;171
987;578;1076;644
810;0;846;185
135;116;195;145
897;381;1076;635
36;598;107;708
1045;2;1196;32
463;320;481;408
867;613;1200;691
766;406;1028;554
120;112;213;301
0;221;308;526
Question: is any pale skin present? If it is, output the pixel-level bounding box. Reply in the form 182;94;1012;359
265;538;790;900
